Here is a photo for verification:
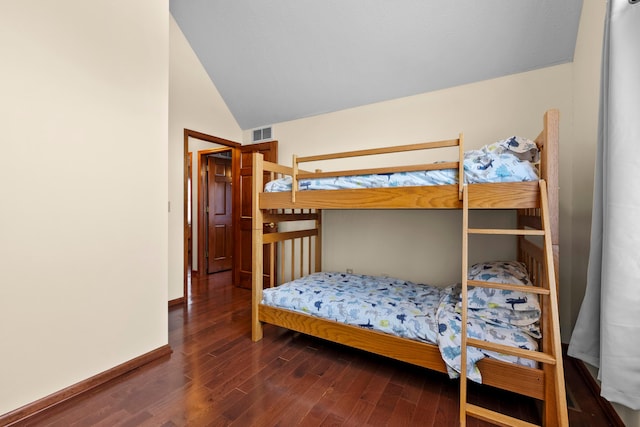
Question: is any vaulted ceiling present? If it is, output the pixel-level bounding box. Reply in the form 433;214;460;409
170;1;583;130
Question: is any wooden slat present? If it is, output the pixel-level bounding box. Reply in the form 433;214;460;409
468;228;544;236
297;161;458;180
279;240;285;283
467;338;556;365
263;229;318;244
307;235;312;276
260;181;540;210
268;242;275;288
291;238;296;279
466;404;540;427
262;160;294;176
299;237;303;279
262;212;319;222
296;138;460;163
467;279;550;295
315;211;322;272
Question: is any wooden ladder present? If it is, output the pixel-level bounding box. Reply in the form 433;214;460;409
459;181;568;427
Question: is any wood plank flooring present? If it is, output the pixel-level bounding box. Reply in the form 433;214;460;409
13;271;618;426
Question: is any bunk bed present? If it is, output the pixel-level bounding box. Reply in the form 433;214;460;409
251;109;566;426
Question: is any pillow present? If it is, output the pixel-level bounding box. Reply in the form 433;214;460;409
468;306;541;338
463;150;539;183
484;136;540;163
467;261;540;313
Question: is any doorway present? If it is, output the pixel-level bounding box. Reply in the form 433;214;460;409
183;130;240;302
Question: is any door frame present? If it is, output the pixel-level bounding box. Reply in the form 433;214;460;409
183;129;241;303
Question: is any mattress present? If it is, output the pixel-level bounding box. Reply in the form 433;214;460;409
265;136;540;193
261;262;541;382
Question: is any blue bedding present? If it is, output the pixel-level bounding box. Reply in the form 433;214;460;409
265;136;540;193
261;261;541;383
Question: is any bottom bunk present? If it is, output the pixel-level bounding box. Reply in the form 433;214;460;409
261;264;541;380
255;258;547;401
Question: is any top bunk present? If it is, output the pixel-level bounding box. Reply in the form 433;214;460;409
253;109;559;213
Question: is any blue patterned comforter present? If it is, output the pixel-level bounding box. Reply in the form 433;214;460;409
262;265;540;383
262;272;443;344
265;137;539;193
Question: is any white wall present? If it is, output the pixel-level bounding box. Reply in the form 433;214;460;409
0;0;169;415
168;17;242;300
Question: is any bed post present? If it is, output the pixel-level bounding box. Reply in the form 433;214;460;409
252;152;265;342
540;109;560;271
458;132;465;200
537;109;565;426
291;154;298;203
315;209;322;272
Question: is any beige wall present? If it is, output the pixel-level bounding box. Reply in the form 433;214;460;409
168;17;242;300
570;0;606;329
0;0;169;415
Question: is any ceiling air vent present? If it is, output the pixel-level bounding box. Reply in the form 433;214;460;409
252;126;272;143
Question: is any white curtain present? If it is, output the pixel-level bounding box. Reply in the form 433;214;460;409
568;0;640;410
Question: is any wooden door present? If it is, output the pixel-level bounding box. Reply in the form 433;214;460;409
206;155;232;273
234;141;278;289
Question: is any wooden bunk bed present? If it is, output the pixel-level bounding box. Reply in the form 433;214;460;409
251;109;566;426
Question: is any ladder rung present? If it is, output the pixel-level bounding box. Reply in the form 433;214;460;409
466;338;557;365
467;280;551;295
468;228;545;236
466;404;540;427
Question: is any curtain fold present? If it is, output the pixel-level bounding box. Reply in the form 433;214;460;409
568;0;640;410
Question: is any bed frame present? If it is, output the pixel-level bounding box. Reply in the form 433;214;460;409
251;109;565;426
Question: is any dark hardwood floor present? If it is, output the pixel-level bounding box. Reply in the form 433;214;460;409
14;272;618;426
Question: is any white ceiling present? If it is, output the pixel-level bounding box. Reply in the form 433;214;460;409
170;1;583;130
